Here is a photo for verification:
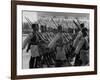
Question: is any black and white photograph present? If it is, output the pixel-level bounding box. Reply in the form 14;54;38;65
11;1;97;79
22;11;90;69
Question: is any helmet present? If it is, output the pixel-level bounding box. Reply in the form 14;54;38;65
80;23;84;29
32;24;38;31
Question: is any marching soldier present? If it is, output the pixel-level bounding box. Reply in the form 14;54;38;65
73;23;85;49
74;27;89;66
67;23;89;66
54;25;67;67
22;24;41;68
69;23;85;59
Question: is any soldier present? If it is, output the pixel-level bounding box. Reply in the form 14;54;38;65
69;23;85;60
73;23;85;49
54;25;67;67
22;24;41;68
74;27;89;66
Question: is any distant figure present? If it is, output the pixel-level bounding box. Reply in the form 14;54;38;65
22;24;41;68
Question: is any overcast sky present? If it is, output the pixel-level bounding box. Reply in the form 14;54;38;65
22;11;38;23
22;10;89;23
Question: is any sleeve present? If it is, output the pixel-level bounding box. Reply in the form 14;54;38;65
22;33;33;49
73;31;82;48
75;38;85;54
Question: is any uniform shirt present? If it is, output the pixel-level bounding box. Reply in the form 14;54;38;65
75;36;89;54
30;45;39;57
56;45;66;60
80;50;89;65
55;33;66;60
22;32;40;57
73;31;83;48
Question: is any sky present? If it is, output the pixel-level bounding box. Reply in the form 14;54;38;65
22;10;89;29
22;11;38;23
22;10;89;23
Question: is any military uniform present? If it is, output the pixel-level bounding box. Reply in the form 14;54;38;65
54;33;66;67
74;35;89;66
23;32;41;68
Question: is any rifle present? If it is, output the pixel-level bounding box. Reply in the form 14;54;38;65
50;17;58;29
73;20;80;30
73;18;84;31
25;17;32;29
76;18;81;25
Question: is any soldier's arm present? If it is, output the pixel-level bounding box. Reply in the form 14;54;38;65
73;31;82;48
75;38;85;54
26;42;31;52
22;33;33;50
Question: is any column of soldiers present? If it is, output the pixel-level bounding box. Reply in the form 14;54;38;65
22;21;89;68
